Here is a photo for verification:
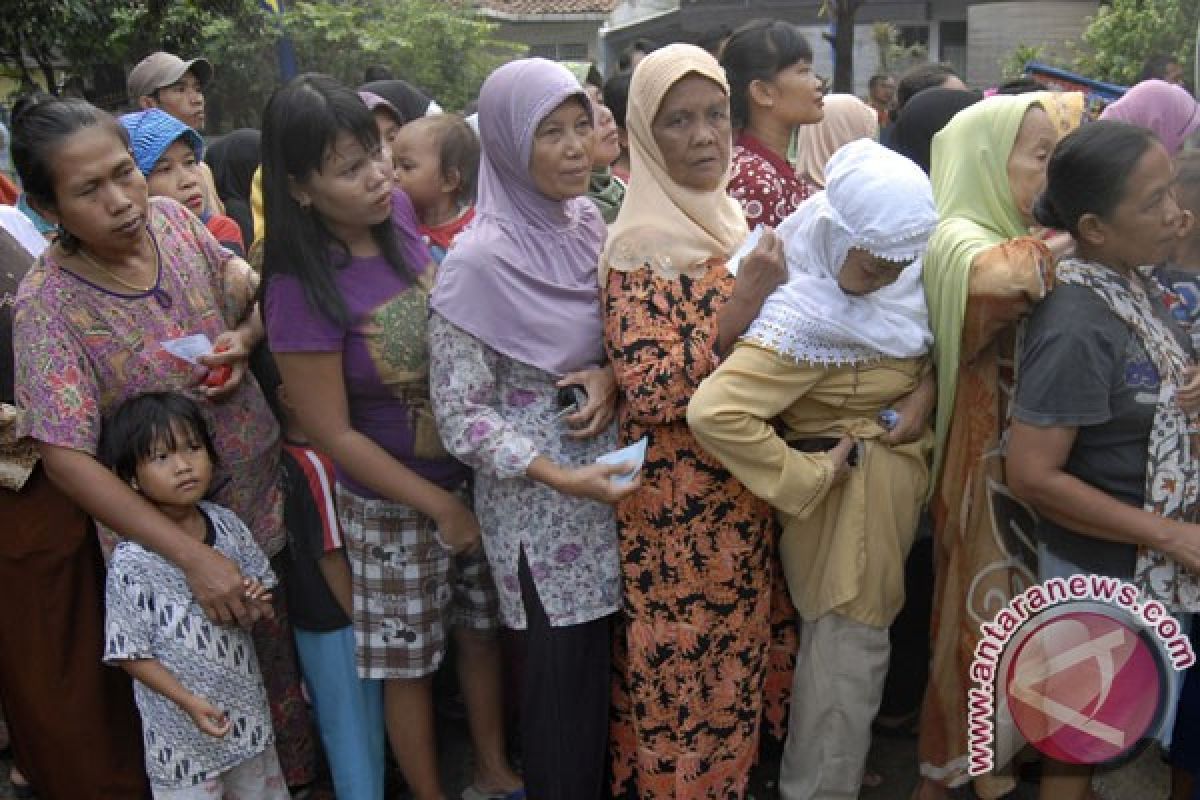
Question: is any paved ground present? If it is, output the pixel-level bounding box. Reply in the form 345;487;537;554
0;715;1171;799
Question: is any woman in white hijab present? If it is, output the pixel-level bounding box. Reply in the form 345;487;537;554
689;138;938;800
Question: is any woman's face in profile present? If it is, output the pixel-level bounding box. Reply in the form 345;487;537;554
651;74;732;192
1006;106;1056;226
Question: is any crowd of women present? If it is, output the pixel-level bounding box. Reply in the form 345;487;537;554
4;13;1200;800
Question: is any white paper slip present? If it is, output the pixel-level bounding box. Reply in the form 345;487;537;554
161;334;214;365
595;436;648;487
725;224;765;277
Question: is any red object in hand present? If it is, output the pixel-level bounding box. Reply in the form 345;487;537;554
204;342;232;388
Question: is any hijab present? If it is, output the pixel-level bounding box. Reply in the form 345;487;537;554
359;79;438;124
1101;79;1200;156
431;59;607;376
887;88;981;174
205;128;260;247
923;94;1045;484
746;139;936;365
794;94;879;188
599;44;748;281
1038;91;1087;139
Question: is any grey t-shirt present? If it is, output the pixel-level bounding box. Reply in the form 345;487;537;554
1013;280;1191;579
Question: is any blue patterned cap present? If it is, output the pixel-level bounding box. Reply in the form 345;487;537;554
118;108;204;176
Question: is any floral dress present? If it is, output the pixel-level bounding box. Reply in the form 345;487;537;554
604;263;776;799
427;311;621;630
14;196;316;786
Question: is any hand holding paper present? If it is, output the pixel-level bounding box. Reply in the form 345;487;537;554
595;436;648;487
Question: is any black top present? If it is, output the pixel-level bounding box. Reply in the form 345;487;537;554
1014;281;1193;579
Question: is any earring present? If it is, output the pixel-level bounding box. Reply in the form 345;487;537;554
130;478;140;492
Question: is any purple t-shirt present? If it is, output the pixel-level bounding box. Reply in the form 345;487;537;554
265;191;468;496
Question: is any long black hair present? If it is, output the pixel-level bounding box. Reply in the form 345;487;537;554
99;391;219;485
10;97;130;252
720;19;813;129
260;73;414;327
1033;120;1159;237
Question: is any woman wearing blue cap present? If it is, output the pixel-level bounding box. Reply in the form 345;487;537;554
120;109;245;255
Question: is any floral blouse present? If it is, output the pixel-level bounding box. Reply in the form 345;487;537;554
428;311;620;629
728;131;816;229
14;197;283;555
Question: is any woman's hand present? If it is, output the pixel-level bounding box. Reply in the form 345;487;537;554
1179;366;1200;415
558;365;617;439
717;228;786;354
557;462;641;504
827;436;857;487
185;547;261;627
433;495;483;555
1161;519;1200;574
880;371;936;446
197;330;252;400
734;227;787;305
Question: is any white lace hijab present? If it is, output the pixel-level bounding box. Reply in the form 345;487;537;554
743;138;938;365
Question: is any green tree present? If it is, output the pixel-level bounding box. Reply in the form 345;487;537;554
1075;0;1200;86
104;0;281;130
0;0;117;92
283;0;521;111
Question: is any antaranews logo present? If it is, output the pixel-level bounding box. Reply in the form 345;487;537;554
967;574;1195;774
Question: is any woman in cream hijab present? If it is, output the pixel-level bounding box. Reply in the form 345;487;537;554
794;93;880;188
600;43;788;799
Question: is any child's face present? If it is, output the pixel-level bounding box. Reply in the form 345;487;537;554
392;122;450;214
146;139;205;217
133;422;213;509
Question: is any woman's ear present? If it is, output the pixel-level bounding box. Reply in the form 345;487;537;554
1076;212;1106;248
748;78;775;110
28;196;59;227
286;175;310;209
441;165;462;196
1178;208;1196;239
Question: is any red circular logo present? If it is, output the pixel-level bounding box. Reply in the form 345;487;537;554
1005;609;1166;765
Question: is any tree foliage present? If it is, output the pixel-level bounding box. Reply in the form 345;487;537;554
1075;0;1200;86
283;0;522;111
104;0;281;129
1;0;520;129
0;0;113;91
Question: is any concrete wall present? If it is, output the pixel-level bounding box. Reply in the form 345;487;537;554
491;18;606;62
966;1;1098;88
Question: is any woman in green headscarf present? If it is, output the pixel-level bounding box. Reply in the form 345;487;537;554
914;94;1064;800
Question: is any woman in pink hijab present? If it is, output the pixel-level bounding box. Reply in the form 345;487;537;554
1101;78;1200;156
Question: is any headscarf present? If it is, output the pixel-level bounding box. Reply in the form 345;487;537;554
430;59;607;376
793;94;879;188
886;88;981;174
744;139;936;365
588;168;626;224
599;43;748;281
1101;79;1200;155
205;129;260;248
1038;91;1087;139
359;79;439;124
923;94;1046;483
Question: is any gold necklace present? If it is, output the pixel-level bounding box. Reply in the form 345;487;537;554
76;243;158;294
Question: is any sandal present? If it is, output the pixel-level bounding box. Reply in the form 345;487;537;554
461;787;526;800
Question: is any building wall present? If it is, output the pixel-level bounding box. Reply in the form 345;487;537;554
966;1;1098;88
491;18;606;62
